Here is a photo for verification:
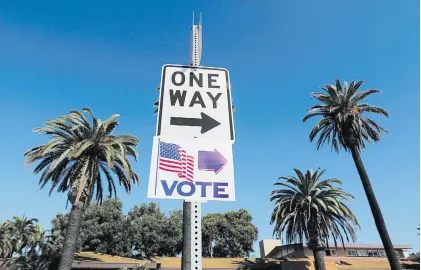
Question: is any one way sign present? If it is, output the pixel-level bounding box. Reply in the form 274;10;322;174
156;65;235;141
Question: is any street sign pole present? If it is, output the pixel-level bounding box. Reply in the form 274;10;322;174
151;12;234;269
182;12;202;270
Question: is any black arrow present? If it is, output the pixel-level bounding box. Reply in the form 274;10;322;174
170;112;221;134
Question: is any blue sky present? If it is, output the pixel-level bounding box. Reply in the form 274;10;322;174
0;0;419;255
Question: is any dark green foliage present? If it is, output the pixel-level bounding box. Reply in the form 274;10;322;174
270;168;359;247
270;169;359;270
49;199;127;256
79;199;126;255
2;201;258;264
0;216;57;270
24;108;139;207
0;216;41;258
127;202;183;257
0;223;12;257
160;210;183;257
5;254;50;270
303;80;388;152
50;200;183;258
49;199;257;258
202;213;222;258
202;209;258;258
49;213;69;255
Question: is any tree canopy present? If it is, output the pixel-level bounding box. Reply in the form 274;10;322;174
0;216;58;270
24;108;140;206
1;200;259;268
48;199;257;258
303;80;388;152
202;209;258;258
270;168;360;248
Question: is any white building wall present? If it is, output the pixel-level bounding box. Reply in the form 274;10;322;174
259;239;280;257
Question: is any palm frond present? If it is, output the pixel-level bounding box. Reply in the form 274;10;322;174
270;168;359;249
24;108;139;206
304;80;388;152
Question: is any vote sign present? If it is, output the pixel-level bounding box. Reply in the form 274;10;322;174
156;65;235;141
148;136;235;201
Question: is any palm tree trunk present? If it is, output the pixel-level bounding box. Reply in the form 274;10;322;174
308;231;326;270
58;202;84;270
312;248;326;270
350;146;402;270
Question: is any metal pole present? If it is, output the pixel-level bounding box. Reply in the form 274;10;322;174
182;200;202;270
182;201;192;270
182;12;203;270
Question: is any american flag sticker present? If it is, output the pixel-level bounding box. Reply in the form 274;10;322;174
158;140;195;182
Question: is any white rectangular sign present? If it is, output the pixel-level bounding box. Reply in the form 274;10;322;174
156;65;235;141
147;136;235;201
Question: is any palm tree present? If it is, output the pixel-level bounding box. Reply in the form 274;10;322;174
1;217;56;270
4;216;40;256
0;222;12;258
24;108;139;270
27;229;54;257
303;80;401;270
5;254;50;270
270;168;359;270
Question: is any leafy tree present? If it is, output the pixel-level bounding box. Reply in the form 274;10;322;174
110;216;134;257
202;213;223;258
270;168;359;270
50;200;182;258
159;210;183;257
303;80;400;270
48;200;256;259
214;209;258;258
49;213;70;254
202;209;258;258
78;199;127;255
50;199;131;257
127;203;182;257
27;229;55;258
24;108;139;270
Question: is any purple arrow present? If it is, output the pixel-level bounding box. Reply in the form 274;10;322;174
198;149;228;174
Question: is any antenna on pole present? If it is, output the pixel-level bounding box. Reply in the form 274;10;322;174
190;11;202;66
199;12;202;63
